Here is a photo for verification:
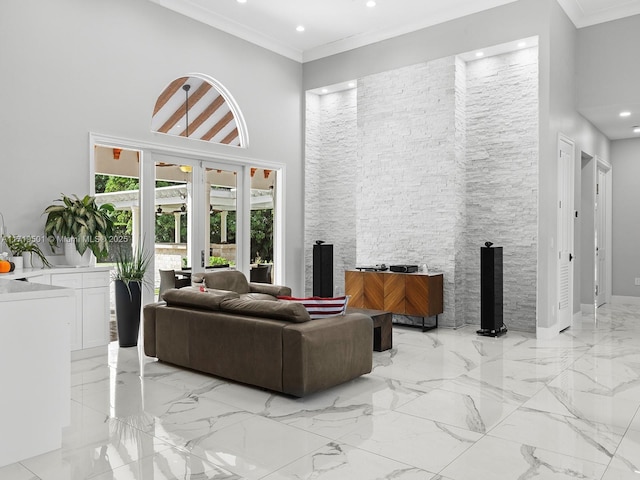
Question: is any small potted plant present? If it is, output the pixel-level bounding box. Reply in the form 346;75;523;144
44;194;115;266
112;244;151;347
4;234;52;269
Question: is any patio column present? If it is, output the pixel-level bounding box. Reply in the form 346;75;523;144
186;181;193;265
221;210;228;243
173;212;181;244
205;183;211;262
130;206;140;253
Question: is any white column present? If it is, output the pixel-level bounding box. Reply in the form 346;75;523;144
221;210;228;243
205;183;211;263
130;206;140;253
173;212;181;244
186;180;193;266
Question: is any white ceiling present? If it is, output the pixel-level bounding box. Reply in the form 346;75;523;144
151;0;640;63
151;0;640;140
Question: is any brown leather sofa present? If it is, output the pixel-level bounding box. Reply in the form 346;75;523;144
143;274;373;397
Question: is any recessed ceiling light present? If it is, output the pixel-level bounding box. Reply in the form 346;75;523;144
475;52;484;57
366;1;376;7
237;0;247;3
634;126;640;133
518;42;526;47
296;25;305;32
321;88;328;94
620;111;631;117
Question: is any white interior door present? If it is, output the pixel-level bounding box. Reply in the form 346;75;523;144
557;136;575;332
596;167;607;306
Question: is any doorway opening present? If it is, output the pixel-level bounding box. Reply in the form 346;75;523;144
579;152;613;315
93;144;143;342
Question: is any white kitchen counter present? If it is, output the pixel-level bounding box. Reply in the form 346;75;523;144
0;277;73;301
0;264;112;281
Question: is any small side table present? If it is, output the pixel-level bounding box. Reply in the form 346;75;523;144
347;307;392;351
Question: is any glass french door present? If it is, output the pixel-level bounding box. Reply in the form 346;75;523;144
152;157;244;294
249;167;277;284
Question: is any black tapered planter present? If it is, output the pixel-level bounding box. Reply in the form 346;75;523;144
115;279;142;347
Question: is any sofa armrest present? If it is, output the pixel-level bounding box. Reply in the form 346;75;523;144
249;282;292;297
143;302;165;357
281;313;373;397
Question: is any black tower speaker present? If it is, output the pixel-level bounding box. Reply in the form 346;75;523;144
313;242;333;297
478;243;507;337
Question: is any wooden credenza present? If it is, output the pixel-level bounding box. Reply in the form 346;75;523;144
345;270;443;330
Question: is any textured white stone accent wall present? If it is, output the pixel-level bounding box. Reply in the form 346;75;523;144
304;90;358;296
304;48;539;331
464;48;539;332
357;58;464;327
453;57;468;326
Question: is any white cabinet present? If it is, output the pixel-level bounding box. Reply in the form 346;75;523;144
82;282;110;348
50;273;83;350
0;280;73;466
33;268;111;350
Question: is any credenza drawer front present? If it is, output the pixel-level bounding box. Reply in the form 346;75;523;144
405;275;429;316
363;273;385;311
83;271;110;288
383;274;405;313
345;271;364;308
51;273;83;289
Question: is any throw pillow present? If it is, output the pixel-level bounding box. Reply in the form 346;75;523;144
277;295;350;319
163;288;238;311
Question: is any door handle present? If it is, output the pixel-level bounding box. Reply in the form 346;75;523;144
569;253;573;262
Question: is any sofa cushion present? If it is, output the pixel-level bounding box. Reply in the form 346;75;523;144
201;270;250;294
188;286;237;297
277;296;350;319
241;292;278;302
163;288;239;311
249;282;292;297
220;297;311;323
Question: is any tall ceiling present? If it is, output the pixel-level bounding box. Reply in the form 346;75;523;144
151;0;640;140
150;0;640;62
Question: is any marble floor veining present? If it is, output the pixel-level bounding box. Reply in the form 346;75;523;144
3;304;640;479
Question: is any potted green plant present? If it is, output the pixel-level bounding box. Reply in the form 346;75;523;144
4;234;52;269
44;194;115;266
112;245;151;347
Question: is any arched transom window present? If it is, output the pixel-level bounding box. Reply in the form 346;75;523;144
152;74;248;147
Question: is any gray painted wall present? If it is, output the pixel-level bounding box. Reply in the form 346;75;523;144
303;0;549;91
577;16;640;302
0;0;305;294
576;15;640;117
303;0;610;334
611;139;640;297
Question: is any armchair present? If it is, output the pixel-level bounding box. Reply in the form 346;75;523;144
193;270;290;299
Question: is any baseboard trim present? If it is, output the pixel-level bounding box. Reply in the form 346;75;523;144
611;295;640;305
536;324;558;340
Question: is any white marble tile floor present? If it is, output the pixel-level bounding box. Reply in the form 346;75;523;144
2;304;640;479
